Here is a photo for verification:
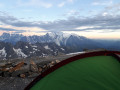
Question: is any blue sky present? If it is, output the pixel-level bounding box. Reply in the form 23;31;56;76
0;0;120;39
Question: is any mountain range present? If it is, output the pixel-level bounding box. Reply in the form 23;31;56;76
0;32;100;50
0;32;119;60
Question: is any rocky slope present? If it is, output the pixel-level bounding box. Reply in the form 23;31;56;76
0;41;68;60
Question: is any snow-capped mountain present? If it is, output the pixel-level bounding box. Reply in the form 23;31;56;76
0;33;24;44
0;32;119;60
0;41;68;60
0;32;101;52
44;32;100;51
0;32;87;46
0;32;96;43
45;32;90;46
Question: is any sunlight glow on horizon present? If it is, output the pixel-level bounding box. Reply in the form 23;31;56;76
0;29;119;40
63;31;120;39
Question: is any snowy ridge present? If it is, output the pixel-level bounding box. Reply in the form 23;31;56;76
47;32;72;46
47;32;87;46
44;45;51;50
13;48;27;58
25;46;28;48
0;47;7;59
66;52;85;55
61;48;65;51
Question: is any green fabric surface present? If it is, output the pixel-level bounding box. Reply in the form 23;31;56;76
30;56;120;90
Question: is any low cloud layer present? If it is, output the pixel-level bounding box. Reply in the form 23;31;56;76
0;27;26;32
0;11;120;34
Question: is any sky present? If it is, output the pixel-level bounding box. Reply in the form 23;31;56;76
0;0;120;39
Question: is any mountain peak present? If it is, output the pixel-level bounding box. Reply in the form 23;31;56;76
1;33;23;37
47;32;63;38
1;33;10;36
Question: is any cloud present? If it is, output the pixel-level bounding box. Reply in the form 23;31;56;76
67;0;74;3
104;3;120;15
17;0;52;8
102;12;108;16
0;27;26;34
0;11;120;34
65;10;80;16
58;2;65;7
105;3;120;9
92;0;113;6
58;0;75;8
96;3;120;18
0;24;47;34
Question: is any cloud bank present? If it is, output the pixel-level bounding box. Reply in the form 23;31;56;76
0;12;120;33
